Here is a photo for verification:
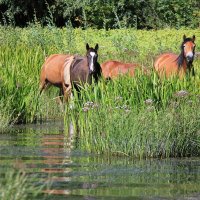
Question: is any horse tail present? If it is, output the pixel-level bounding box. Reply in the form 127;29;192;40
63;56;74;86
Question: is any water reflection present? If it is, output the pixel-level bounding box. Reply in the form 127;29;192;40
0;121;200;200
40;122;74;196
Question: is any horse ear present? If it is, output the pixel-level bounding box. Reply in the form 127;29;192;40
86;43;90;50
183;34;186;41
95;43;99;51
192;35;195;42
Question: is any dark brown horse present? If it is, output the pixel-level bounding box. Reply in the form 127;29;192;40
101;60;145;79
154;35;196;78
39;43;101;101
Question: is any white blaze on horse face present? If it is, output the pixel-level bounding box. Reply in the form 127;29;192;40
186;51;194;58
89;52;96;72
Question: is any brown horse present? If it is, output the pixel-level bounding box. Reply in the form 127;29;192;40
154;35;196;78
39;43;101;101
101;60;142;79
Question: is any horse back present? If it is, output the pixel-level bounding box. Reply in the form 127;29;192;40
101;60;139;79
110;66;136;78
41;54;71;86
101;60;121;78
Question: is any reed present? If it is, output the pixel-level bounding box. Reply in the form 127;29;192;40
0;101;11;132
0;170;44;200
66;70;200;158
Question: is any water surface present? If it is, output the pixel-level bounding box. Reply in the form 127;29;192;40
0;121;199;200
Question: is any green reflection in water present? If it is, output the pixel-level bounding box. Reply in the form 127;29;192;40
0;121;199;200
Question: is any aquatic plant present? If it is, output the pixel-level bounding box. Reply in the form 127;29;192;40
0;170;43;200
68;87;200;158
0;101;11;132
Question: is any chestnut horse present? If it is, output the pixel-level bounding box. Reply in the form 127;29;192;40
154;35;196;78
101;60;142;79
39;43;101;102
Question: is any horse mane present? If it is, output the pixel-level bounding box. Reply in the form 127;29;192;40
94;62;102;79
70;56;85;70
177;52;184;68
177;37;194;68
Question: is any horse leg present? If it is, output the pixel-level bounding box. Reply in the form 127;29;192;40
39;80;50;95
54;88;63;104
55;88;65;112
39;66;47;94
187;65;195;77
191;67;195;76
63;83;72;103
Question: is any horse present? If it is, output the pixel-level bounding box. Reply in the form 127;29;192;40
154;35;196;78
101;60;145;79
39;43;101;102
101;60;139;79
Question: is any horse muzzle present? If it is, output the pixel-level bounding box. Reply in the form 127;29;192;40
89;69;95;75
186;55;194;64
186;51;194;63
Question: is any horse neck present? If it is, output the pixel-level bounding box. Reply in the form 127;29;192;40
92;62;102;82
177;53;194;77
177;50;189;70
70;56;88;79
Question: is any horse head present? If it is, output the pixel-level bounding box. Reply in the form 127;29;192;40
86;43;99;74
181;35;196;65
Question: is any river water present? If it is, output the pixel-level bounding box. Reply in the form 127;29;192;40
0;121;199;200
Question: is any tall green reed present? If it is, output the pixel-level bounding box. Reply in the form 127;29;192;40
0;101;11;132
0;170;44;200
66;69;200;158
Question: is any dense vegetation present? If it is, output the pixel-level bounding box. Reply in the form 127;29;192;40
0;0;200;29
0;26;199;157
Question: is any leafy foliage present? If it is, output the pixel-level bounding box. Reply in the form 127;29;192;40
0;0;200;29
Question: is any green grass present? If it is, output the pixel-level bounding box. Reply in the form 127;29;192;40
0;101;11;132
0;25;200;157
0;170;44;200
